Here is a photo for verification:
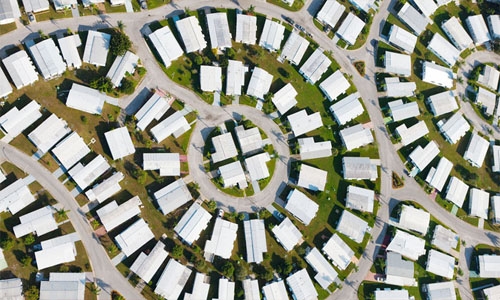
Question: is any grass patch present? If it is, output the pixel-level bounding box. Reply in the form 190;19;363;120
35;6;73;22
266;0;305;11
0;22;16;35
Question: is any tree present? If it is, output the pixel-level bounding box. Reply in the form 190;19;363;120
0;236;14;251
108;244;118;256
89;282;101;295
24;286;39;300
171;245;184;259
237;213;245;221
56;208;69;220
194;55;203;66
247;5;255;14
263;92;274;103
91;219;100;229
110;31;132;57
117;20;125;32
226;48;236;59
207;200;217;211
119;78;135;94
282;260;293;275
221;261;235;278
90;76;113;93
21;255;32;266
235;265;248;280
24;233;35;245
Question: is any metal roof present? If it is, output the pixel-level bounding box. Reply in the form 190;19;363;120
68;155;110;190
427;90;458;117
66;83;105;115
130;240;168;283
395;120;429;146
316;0;345;28
336;13;365;45
272;83;297;114
244;219;267;263
247;67;273;99
287;109;323;137
442;17;473;51
0;100;41;137
438;112;470;144
336;210;369;243
148;26;184;67
464;132;489;167
235;14;257;45
200;65;222;92
304;247;338;289
155;259;192;299
154;178;192;215
206;12;232;49
27;114;70;154
96;196;141;232
388;24;417;53
219;161;247;188
2;51;38;89
175;16;207;53
299;48;330;84
286;269;318;300
259;19;285;51
245;152;270;181
322;233;354;270
272;217;303;251
135;92;171;131
399;204;430;234
58;34;82;69
150;111;190;142
143;152;180;176
285;189;319;226
29;38;66;79
106;51;138;87
105;127;135;160
298;137;332;160
85;172;124;203
115;218;154;257
427;33;460;67
82;30;111;66
174;202;211;245
236;125;263;154
320;70;351;101
408;141;440;172
385;51;412;77
225;60;246;96
297;164;327;192
204;218;238;260
445;176;469;207
211;132;238;163
279;31;309;65
339;124;374;151
387;230;426;261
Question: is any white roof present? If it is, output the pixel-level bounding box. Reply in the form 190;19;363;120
28;114;70;154
385;252;416;287
388;25;417;53
235;14;257;45
375;289;410;300
388;99;419;122
299;48;331;84
298;164;327;192
346;185;375;213
339;124;374;151
478;65;500;91
399;204;430;234
200;65;222;92
272;217;303;251
206;13;232;49
244;219;267;263
272;83;297;114
2;50;38;89
0;278;23;300
442;17;474;51
0;178;35;215
337;13;365;45
211;132;238;163
385;77;416;98
85;172;124;203
68;155;110;190
336;210;369;243
422;61;454;88
385;51;411;76
242;279;260;300
245;152;270;181
155;259;192;299
426;281;456;300
115;218;154;257
219;161;247;188
479;254;500;277
467;15;491;45
259;19;285;51
428;33;460;67
40;232;79;249
330;93;364;125
58;34;82;69
40;272;85;300
96;196;141;232
412;0;437;17
397;3;429;35
285;189;319;226
316;0;345;28
174;202;211;245
235;125;263;154
0;67;12;98
225;60;246;96
82;30;111;66
464;133;489;167
286;269;318;300
148;26;184;67
425;157;453;192
35;242;76;270
350;0;375;12
305;247;338;289
493;195;500;224
247;67;273;99
52;0;77;9
426;249;455;278
0;0;21;23
13;205;57;238
492;144;500;173
287;110;323;137
204;217;238;260
130;240;168;283
439;113;470;144
215;278;235;300
154;178;192;215
52;132;91;170
107;51;138;87
184;273;210;300
445;176;469;207
469;188;490;219
298;137;332;160
476;87;497;115
320;70;351;101
105;127;135;160
143;152;180;176
29;38;66;79
66;83;105;115
150;111;191;142
483;285;500;300
176;16;207;52
135;92;171;131
432;225;459;253
408;140;440;172
396;120;429;146
342;156;378;180
488;15;500;39
0;100;41;137
322;233;354;270
387;230;426;261
427;90;458;116
262;280;288;300
279;31;309;65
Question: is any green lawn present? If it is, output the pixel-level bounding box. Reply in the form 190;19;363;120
0;22;16;36
35;6;73;22
266;0;305;11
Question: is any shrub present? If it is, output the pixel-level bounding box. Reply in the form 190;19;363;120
221;261;234;278
171;245;184;259
137;66;147;76
21;256;32;267
24;233;35;245
24;286;39;300
90;76;113;93
80;115;88;124
119;78;135;95
110;31;131;56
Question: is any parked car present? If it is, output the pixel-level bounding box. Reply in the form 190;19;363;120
140;0;147;9
218;209;224;218
28;12;35;22
283;15;294;25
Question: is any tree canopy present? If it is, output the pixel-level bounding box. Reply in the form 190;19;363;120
110;31;131;57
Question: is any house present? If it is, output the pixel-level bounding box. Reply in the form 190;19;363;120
427;33;460;67
148;26;184;67
316;0;345;29
82;30;111;67
206;12;232;49
0;179;35;215
427;90;459;116
174;202;211;245
298;137;332;160
68;154;110;190
304;248;338;289
13;205;57;238
469;188;490;219
262;280;288;300
479;254;500;277
110;0;126;5
425;281;456;300
215;278;235;300
342;156;378;180
272;217;303;251
115;218;154;257
375;289;410;300
345;185;375;213
226;60;246;96
175;16;207;53
445;177;469;207
272;83;297;115
243;278;260;300
399;204;430;234
105;127;135;160
0;68;12;98
246;67;273;99
154;178;192;215
155;259;192;299
483;285;500;300
397;2;429;35
130;241;168;283
322;233;354;270
279;31;309;65
28;38;66;79
2;50;38;89
466;15;491;45
492;196;500;224
235;14;257;45
66;83;106;115
385;77;417;98
96;196;141;232
283;0;295;5
0;100;41;138
488;15;500;40
411;0;437;17
336;13;365;46
81;0;105;7
285;189;319;226
478;65;500;91
150;111;191;142
51;132;91;170
432;225;459;253
336;210;369;243
299;48;331;84
476;87;497;115
438;113;470;144
200;65;222;92
57;34;82;69
184;273;210;300
426;249;455;278
441;17;474;51
388;99;419;122
395;121;429;146
0;0;21;24
493;144;500;172
35;236;77;270
320;70;351;101
339;124;374;151
349;0;375;13
425;157;453;192
245;153;270;181
39;272;85;300
287;110;323;137
211;132;238;163
408;141;440;173
107;51;139;87
464;133;489;167
259;19;285;52
286;269;318;300
385;252;416;286
388;25;417;53
244;219;267;263
143;153;180;176
297;164;327;192
422;61;454;88
387;230;426;261
329;93;364;125
85;172;124;203
0;278;23;300
235;125;262;154
385;51;412;77
204;218;238;260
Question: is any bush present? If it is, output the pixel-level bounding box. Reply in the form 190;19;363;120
21;256;32;267
90;76;113;93
221;261;235;278
137;67;146;76
80;115;88;124
24;286;39;300
235;265;248;280
207;200;217;211
110;31;132;56
24;233;35;245
119;78;136;95
171;245;184;259
0;236;14;251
